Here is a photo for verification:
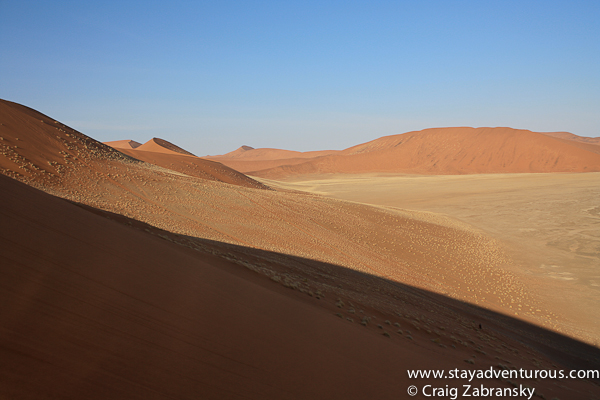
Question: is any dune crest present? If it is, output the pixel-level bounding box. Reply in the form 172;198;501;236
103;139;142;149
209;127;600;178
0;100;265;190
136;137;197;156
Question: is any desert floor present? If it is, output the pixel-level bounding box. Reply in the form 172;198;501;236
259;172;600;345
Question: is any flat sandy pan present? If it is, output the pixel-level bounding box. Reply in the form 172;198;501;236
261;172;600;344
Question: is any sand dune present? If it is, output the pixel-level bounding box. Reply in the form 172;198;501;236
103;137;267;189
210;127;600;178
2;101;600;398
2;163;599;400
136;137;197;156
542;131;600;146
204;146;339;173
0;100;264;190
206;145;338;160
103;139;142;149
0;99;132;186
115;146;268;189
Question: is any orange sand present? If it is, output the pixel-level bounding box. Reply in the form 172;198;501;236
1;100;599;399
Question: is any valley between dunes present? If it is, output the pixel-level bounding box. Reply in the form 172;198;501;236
1;99;599;399
260;172;600;345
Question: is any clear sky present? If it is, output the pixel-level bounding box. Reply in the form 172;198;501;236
1;1;599;155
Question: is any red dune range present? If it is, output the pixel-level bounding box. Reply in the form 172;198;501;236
1;99;600;399
207;127;600;178
107;138;268;190
0;100;265;190
204;145;339;173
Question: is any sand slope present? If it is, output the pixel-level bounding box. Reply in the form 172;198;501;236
136;137;197;156
0;100;265;190
0;99;128;185
267;172;600;344
0;175;430;399
3;174;599;400
210;127;600;178
542;131;600;146
104;137;267;189
116;147;268;189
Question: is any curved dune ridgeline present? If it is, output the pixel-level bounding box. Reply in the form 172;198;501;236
0;99;266;190
209;127;600;179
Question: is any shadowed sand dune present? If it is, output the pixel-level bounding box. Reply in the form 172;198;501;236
209;127;600;178
2;174;600;399
2;100;600;398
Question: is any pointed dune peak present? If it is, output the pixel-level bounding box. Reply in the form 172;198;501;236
104;139;142;149
136;137;196;156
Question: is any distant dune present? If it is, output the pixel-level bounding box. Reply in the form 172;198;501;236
136;137;197;156
111;139;268;190
104;139;142;149
204;146;339;173
541;131;600;146
209;127;600;178
206;145;338;160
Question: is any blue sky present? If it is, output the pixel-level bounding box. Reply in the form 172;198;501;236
1;1;599;155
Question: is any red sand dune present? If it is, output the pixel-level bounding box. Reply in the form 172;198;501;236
0;175;430;399
104;137;267;189
0;100;264;190
136;137;197;156
115;146;268;189
2;100;600;398
542;131;600;146
0;99;130;185
207;145;337;160
103;139;142;149
2;174;599;400
210;127;600;178
204;146;339;173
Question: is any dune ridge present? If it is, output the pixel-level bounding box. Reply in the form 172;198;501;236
209;127;600;178
103;139;142;149
206;145;338;160
102;136;267;189
0;100;266;190
136;137;197;156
